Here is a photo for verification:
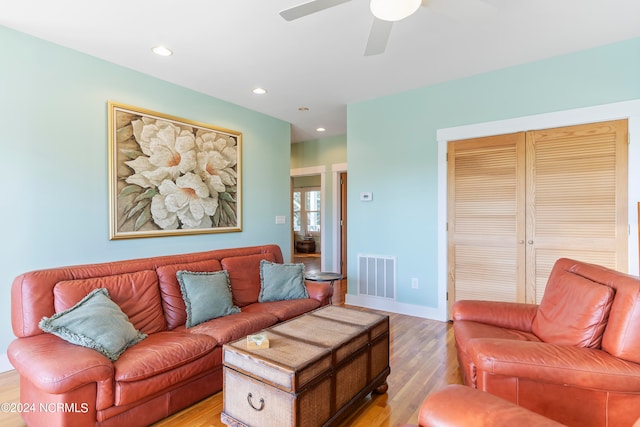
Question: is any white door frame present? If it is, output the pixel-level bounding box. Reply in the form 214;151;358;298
332;163;348;274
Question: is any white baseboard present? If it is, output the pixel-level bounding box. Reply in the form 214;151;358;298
345;294;448;322
0;353;13;373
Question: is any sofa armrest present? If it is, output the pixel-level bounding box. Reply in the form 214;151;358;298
469;338;640;392
305;280;333;305
453;300;538;332
8;334;114;395
416;385;565;427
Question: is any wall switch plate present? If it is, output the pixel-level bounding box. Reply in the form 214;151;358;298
275;216;286;225
411;278;419;289
360;191;373;201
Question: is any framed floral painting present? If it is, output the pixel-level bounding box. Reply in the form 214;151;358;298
108;101;242;239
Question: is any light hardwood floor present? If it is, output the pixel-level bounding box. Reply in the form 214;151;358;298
0;306;461;427
293;252;321;274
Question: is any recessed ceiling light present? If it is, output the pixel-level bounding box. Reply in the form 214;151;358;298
253;87;267;95
316;127;326;132
152;46;173;56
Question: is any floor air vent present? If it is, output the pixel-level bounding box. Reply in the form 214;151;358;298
357;255;396;299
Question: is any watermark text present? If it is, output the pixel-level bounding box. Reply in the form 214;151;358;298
1;402;89;414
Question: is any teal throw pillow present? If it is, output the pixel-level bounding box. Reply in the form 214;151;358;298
39;288;146;362
259;260;309;302
176;270;240;328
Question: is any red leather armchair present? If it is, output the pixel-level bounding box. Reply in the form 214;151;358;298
452;258;640;427
398;384;566;427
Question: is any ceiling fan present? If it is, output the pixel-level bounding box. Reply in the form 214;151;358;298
280;0;423;56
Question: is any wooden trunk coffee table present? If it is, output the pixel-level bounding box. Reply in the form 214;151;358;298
221;306;390;427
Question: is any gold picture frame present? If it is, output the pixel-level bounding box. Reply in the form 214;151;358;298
108;101;242;239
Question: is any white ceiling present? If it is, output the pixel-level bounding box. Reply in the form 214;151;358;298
2;0;640;142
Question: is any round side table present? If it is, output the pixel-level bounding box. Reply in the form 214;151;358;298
305;272;343;304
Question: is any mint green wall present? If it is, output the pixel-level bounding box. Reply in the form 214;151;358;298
291;135;347;169
0;26;291;365
347;37;640;308
291;135;347;271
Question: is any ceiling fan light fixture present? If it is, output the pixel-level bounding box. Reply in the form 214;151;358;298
370;0;421;22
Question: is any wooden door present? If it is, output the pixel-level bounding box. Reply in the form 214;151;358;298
525;120;628;303
447;132;526;315
448;119;628;312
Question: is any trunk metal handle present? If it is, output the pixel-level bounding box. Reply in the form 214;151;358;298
247;393;265;411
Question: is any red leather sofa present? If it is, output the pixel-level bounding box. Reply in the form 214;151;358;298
452;258;640;426
9;244;332;427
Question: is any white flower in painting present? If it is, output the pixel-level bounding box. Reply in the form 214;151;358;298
150;196;180;230
125;119;197;188
195;130;238;196
125;156;172;189
151;173;217;229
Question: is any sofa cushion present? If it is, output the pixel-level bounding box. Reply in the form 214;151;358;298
186;311;279;345
243;299;322;321
40;288;147;362
157;259;223;330
532;270;614;348
176;270;240;327
113;331;219;406
53;270;166;334
259;260;309;302
221;253;276;307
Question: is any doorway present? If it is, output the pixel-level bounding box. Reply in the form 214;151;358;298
291;166;326;271
292;183;322;273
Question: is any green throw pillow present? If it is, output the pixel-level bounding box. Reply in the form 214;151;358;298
39;288;146;362
259;260;309;302
176;270;240;328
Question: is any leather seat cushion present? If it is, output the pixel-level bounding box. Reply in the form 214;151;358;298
186;311;278;345
113;331;219;406
242;298;322;321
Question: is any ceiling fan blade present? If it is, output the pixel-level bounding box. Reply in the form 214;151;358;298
280;0;352;21
364;18;393;56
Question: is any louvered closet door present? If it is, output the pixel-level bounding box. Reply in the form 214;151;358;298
526;120;628;303
447;132;526;315
448;119;628;313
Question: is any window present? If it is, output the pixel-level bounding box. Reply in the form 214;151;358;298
293;188;320;236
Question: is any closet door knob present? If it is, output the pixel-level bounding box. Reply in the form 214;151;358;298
527;240;534;244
